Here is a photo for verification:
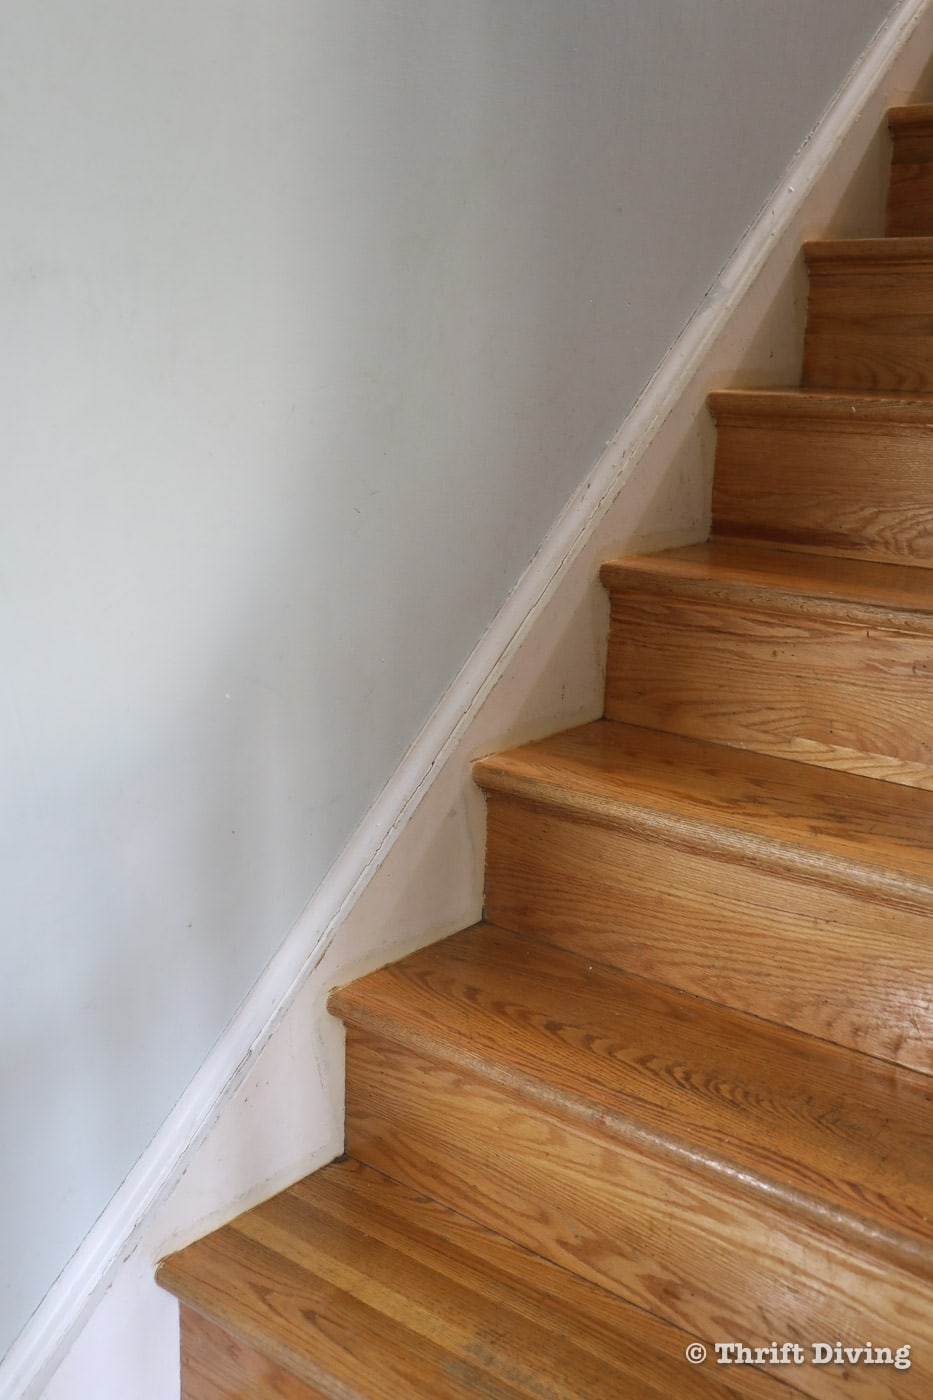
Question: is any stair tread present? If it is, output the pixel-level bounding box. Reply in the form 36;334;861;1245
600;540;933;622
803;234;933;264
709;389;933;568
889;103;933;134
157;1158;785;1400
709;386;933;421
331;924;933;1274
475;717;933;895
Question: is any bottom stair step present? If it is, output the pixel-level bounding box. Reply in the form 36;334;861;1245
331;924;933;1399
156;1157;791;1400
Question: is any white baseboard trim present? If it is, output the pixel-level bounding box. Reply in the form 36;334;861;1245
6;2;933;1395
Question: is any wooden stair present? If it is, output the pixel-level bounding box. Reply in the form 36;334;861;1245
158;104;933;1398
157;1157;790;1400
601;542;933;788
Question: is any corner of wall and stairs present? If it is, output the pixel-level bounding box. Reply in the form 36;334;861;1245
10;2;933;1397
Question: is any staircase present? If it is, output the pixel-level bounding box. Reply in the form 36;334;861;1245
157;105;933;1400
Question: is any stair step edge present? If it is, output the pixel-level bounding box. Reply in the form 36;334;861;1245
158;1159;787;1400
803;234;933;266
889;103;933;136
708;386;933;424
330;929;933;1282
474;743;933;907
599;543;933;628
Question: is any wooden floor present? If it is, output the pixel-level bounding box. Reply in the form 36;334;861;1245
158;103;933;1399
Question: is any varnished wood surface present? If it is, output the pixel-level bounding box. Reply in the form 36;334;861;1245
887;105;933;236
802;237;933;390
710;385;933;422
803;234;933;265
345;1031;933;1400
159;1159;789;1400
476;718;933;891
484;788;933;1071
331;923;933;1267
888;104;933;135
602;543;933;786
601;540;933;623
476;722;933;1069
180;1307;332;1400
709;389;933;565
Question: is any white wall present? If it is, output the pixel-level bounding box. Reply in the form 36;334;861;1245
1;0;896;1367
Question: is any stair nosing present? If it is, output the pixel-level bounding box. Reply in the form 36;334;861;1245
708;386;933;425
160;1158;793;1400
474;737;933;909
599;545;933;632
803;233;933;266
158;1260;342;1396
888;103;933;135
331;943;933;1284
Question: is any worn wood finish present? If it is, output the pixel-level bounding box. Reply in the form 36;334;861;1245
484;790;933;1072
601;542;933;787
601;539;933;624
179;1308;331;1400
344;1030;933;1400
160;1159;786;1400
709;388;933;564
802;236;933;390
331;924;933;1264
887;105;933;235
477;722;933;1070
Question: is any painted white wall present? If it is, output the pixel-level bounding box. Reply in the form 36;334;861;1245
1;0;899;1375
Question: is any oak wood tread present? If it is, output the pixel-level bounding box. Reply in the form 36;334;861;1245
330;924;933;1280
802;234;933;390
601;542;933;787
157;1158;788;1400
475;718;933;899
708;390;933;565
888;105;933;237
600;540;933;628
803;234;933;267
477;720;933;1071
709;386;933;424
888;104;933;135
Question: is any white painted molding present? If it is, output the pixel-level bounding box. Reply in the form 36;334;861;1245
5;1;933;1395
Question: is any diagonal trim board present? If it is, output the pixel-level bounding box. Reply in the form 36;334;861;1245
8;3;933;1397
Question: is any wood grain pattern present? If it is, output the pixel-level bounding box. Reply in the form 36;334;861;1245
476;723;933;1070
179;1307;331;1400
602;543;933;787
802;237;933;390
709;389;933;565
887;105;933;236
601;540;933;623
160;1159;786;1400
345;1031;933;1400
330;923;933;1266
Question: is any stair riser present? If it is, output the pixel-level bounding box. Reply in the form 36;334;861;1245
604;591;933;788
712;415;933;565
483;793;933;1073
345;1029;933;1400
887;122;933;235
887;166;933;236
803;264;933;391
180;1307;329;1400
